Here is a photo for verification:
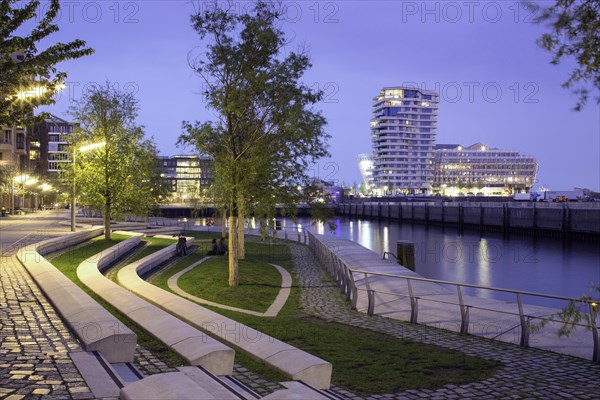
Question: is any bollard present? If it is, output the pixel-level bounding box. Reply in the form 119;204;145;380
397;240;416;271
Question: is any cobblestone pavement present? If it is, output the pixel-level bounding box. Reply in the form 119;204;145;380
288;243;600;400
0;253;95;400
0;224;284;399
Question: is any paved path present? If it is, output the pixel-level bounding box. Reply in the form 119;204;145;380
1;252;95;399
168;255;292;317
288;242;600;400
312;234;596;360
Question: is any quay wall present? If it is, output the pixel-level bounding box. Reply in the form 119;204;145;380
337;202;600;241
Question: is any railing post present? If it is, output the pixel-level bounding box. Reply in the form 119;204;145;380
517;293;530;347
350;276;358;309
367;290;375;316
457;286;469;334
338;260;346;295
590;302;599;363
344;266;352;301
407;279;418;324
337;259;345;289
330;253;337;277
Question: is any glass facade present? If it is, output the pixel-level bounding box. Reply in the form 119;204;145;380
159;155;213;203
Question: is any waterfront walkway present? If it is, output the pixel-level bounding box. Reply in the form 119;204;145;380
3;214;599;399
308;234;596;361
289;241;600;399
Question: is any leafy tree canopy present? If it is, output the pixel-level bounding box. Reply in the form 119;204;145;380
534;0;600;110
68;83;165;239
179;0;330;285
1;0;93;125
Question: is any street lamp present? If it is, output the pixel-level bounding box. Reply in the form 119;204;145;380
71;141;106;232
13;174;29;212
38;183;52;209
23;178;37;209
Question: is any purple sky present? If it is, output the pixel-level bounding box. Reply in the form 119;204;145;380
38;1;599;191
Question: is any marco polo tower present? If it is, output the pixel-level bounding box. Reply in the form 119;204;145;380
371;87;439;195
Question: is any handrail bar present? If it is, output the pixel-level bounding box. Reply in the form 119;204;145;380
348;267;593;304
382;251;398;261
354;286;561;321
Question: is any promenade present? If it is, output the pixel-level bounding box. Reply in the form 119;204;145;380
2;213;599;399
289;241;600;399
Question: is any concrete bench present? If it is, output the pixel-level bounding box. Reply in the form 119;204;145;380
121;227;184;235
17;228;137;363
118;245;333;389
77;232;234;375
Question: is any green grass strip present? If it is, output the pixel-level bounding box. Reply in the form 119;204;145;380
177;252;282;313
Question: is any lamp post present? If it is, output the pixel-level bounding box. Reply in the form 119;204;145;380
13;175;28;212
71;142;106;232
22;178;37;209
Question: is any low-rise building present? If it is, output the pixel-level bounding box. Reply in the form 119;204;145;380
432;143;538;196
159;155;213;203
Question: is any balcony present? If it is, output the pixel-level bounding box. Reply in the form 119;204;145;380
0;140;12;151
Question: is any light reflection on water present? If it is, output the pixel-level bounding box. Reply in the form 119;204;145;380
278;217;600;307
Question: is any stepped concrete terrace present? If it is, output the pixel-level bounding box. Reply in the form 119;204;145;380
16;227;138;364
76;231;235;376
117;239;333;389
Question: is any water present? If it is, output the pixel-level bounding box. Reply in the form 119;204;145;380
278;217;600;308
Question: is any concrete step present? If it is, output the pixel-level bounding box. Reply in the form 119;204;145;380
112;362;144;385
262;381;336;399
69;351;124;398
178;366;256;399
219;376;262;400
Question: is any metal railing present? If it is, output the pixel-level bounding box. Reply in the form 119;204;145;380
307;231;600;362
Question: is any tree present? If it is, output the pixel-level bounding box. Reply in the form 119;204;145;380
534;0;600;110
179;0;329;286
1;0;93;125
0;163;17;207
68;83;162;239
532;284;599;361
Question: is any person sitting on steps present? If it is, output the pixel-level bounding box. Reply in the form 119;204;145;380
207;238;219;255
217;237;228;255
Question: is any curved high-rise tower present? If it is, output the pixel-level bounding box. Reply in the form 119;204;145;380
371;87;439;195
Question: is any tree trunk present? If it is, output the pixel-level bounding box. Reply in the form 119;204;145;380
104;202;111;240
237;211;245;260
228;215;239;287
221;208;227;238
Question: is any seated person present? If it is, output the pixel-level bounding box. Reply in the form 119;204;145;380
207;238;218;255
217;237;228;255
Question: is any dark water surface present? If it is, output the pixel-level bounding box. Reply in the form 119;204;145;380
279;217;600;307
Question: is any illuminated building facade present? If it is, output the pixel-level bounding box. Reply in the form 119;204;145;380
433;143;538;196
31;115;76;177
356;153;374;191
371;86;439;195
159;155;213;203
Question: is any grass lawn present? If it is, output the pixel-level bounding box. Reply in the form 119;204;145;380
49;234;186;369
177;243;282;313
151;236;501;395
